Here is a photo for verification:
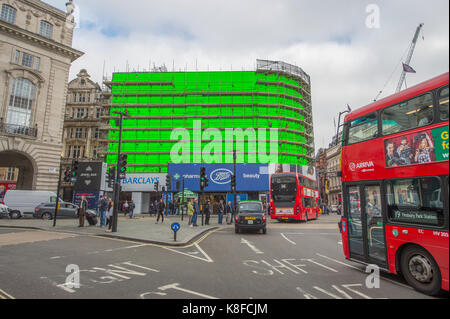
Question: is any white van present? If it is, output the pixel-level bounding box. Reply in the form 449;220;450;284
3;190;62;219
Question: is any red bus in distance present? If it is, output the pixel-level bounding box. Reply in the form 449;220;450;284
270;173;320;222
339;72;449;296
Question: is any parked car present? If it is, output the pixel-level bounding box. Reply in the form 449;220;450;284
3;190;62;219
33;202;79;220
331;205;339;214
0;203;10;219
235;200;267;234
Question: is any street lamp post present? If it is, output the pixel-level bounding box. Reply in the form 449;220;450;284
111;110;129;233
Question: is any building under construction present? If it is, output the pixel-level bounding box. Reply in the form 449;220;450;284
102;60;315;174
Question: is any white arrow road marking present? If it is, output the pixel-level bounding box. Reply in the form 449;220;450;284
240;238;264;254
85;180;91;185
157;283;218;299
164;243;214;263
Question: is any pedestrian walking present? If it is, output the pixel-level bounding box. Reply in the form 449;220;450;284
123;200;129;217
99;195;109;227
105;201;114;232
128;200;135;219
78;195;88;227
226;201;234;224
204;200;211;225
218;200;225;225
192;199;199;227
156;198;165;224
187;199;194;226
169;200;174;215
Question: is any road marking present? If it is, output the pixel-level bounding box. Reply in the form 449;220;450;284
280;233;297;245
315;254;361;270
164;243;214;263
157;283;218;299
313;286;352;299
241;238;264;254
316;254;413;290
0;289;15;299
302;259;339;273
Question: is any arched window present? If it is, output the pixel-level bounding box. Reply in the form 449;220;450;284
39;20;53;39
7;78;36;127
1;4;16;24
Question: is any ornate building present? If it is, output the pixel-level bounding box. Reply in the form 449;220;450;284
61;69;108;201
0;0;83;191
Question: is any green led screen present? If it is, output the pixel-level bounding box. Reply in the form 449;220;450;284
106;71;313;173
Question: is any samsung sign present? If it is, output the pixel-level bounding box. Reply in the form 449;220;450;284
168;164;269;192
120;173;167;192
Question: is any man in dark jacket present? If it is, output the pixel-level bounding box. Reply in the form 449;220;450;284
218;200;225;225
78;195;88;227
226;201;234;224
204;200;212;225
156;198;165;224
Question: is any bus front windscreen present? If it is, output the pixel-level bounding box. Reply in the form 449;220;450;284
271;175;297;205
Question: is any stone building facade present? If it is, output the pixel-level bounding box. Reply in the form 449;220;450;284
0;0;83;191
61;69;108;201
325;143;342;206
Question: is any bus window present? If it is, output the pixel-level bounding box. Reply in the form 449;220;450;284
347;113;378;145
303;197;314;208
385;177;444;227
382;93;433;135
439;86;449;120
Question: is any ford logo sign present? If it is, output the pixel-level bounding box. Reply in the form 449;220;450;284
210;168;233;185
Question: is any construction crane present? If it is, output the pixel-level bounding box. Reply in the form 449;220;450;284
396;23;424;93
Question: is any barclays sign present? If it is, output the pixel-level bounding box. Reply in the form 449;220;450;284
120;173;167;192
210;168;233;185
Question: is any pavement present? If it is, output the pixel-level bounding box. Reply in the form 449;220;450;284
0;214;222;246
0;213;341;246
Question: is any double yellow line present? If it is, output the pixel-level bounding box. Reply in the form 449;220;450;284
0;288;15;299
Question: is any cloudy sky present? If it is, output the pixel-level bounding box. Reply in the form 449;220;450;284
47;0;449;151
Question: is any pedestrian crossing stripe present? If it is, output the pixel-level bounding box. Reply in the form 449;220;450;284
0;288;15;299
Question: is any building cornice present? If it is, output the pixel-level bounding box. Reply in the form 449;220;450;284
0;19;84;62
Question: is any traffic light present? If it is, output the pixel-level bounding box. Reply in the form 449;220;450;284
166;175;172;191
200;167;206;191
107;167;115;188
119;154;127;179
231;174;236;192
63;168;71;183
154;181;159;192
71;160;79;182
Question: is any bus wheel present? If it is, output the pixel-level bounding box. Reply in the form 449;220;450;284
400;246;442;296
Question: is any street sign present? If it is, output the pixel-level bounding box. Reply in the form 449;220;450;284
74;162;103;191
171;222;181;242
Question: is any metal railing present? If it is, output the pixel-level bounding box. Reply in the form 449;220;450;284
0;120;38;138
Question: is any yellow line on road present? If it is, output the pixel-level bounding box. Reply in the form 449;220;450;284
0;288;15;299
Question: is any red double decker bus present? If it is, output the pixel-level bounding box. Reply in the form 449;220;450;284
270;173;320;222
339;72;449;296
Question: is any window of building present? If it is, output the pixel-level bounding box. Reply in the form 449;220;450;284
7;78;36;127
78;93;86;103
73;93;77;103
22;53;34;68
382;93;434;136
7;167;16;181
75;108;85;118
39;20;53;39
14;50;20;64
94;128;100;139
439;86;449;121
1;4;16;24
386;177;444;227
74;128;83;139
96;108;102;118
34;57;40;70
92;147;98;159
347;113;378;145
72;145;81;158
